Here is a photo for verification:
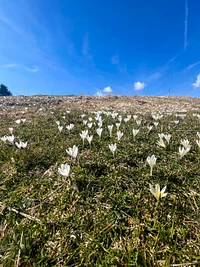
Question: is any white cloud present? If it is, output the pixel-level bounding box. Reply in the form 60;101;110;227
111;55;119;65
184;0;188;50
103;86;112;93
134;81;146;90
25;66;39;72
184;61;200;72
3;63;39;72
192;74;200;88
4;63;19;68
96;90;104;96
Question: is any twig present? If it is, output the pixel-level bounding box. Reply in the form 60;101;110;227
16;231;23;267
171;263;198;267
0;203;42;224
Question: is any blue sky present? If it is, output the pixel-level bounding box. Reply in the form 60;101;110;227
0;0;200;96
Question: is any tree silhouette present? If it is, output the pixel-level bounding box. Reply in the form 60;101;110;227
0;84;12;96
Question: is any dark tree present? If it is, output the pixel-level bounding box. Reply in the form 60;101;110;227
0;84;12;96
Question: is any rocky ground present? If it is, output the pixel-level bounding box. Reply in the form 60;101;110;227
0;95;200;118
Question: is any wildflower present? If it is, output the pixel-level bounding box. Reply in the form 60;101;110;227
124;116;131;123
197;132;200;139
149;184;167;201
66;145;78;158
87;123;93;129
21;119;26;123
180;139;191;149
118;116;122;122
147;125;153;131
178;146;190;158
55;121;60;125
108;125;113;137
0;136;7;142
133;115;138;121
163;134;171;144
154;122;159;127
158;133;165;139
83;120;88;125
109;143;117;156
96;128;103;138
66;124;74;131
116;131;123;141
86;135;93;145
174;120;179;124
136;119;142;126
157;138;166;148
8;127;14;135
15;119;21;124
80;130;88;145
15;141;28;149
98;121;103;128
196;140;200;148
132;129;139;137
58;163;70;177
7;135;15;144
116;123;121;130
58;126;63;132
147;155;157;176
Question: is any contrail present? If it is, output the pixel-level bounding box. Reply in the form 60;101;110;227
184;0;188;49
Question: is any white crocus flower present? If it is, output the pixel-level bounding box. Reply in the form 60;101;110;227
83;120;88;125
55;121;60;125
87;123;93;129
66;145;78;158
96;128;103;138
21;119;26;123
15;141;28;149
147;155;157;176
157;138;166;148
108;125;113;137
124;117;130;123
15;119;21;124
7;135;15;144
86;135;93;145
147;125;153;131
158;133;165;139
136;119;142;126
116;123;121;131
58;163;70;177
109;143;117;156
66;124;74;131
118;116;122;122
149;184;168;201
8;127;14;135
197;132;200;139
174;120;179;124
116;131;123;141
1;136;8;142
58;126;63;132
163;134;171;144
180;139;191;149
98;121;103;128
154;122;159;127
80;130;88;145
132;129;139;137
178;146;190;158
133;115;138;121
196;140;200;148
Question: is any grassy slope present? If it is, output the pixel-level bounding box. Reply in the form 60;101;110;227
0;102;200;266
